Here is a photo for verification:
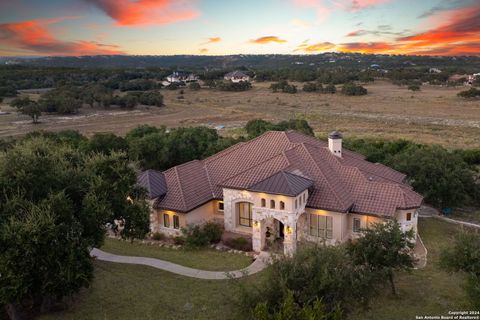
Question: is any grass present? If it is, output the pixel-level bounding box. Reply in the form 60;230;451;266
101;238;253;271
449;207;480;224
40;261;265;320
41;218;472;320
350;218;471;320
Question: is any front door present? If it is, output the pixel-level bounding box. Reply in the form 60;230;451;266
278;221;284;239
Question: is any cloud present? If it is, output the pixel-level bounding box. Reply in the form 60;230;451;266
397;4;480;55
345;27;408;37
249;36;287;44
291;0;390;20
295;42;336;52
83;0;200;26
338;41;396;53
0;18;124;56
202;37;221;45
289;18;312;28
199;48;208;54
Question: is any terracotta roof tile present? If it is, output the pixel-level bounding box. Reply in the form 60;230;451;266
152;131;423;216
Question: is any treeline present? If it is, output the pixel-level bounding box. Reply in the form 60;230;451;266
343;137;480;208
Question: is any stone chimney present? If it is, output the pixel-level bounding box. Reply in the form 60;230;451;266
328;131;343;157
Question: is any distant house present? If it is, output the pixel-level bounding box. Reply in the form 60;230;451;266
224;71;250;83
467;73;480;85
429;68;442;74
166;71;198;84
138;131;423;256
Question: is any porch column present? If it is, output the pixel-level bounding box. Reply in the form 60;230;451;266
283;224;297;256
252;219;266;252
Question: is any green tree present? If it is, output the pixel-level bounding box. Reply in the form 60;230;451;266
348;220;415;295
303;82;318;92
0;137;150;318
408;84;421;91
11;97;43;123
387;145;476;207
458;88;480;98
82;132;128;155
440;233;480;309
245;119;277;138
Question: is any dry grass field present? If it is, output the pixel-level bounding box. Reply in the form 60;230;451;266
1;80;479;148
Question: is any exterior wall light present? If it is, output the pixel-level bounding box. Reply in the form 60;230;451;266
285;225;293;234
126;196;133;204
253;220;259;228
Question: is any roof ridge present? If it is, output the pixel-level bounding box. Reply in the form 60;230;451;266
299;143;353;211
219;151;291;186
202;162;216;198
173;166;188;211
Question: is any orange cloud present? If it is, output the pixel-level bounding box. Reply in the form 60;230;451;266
199;48;208;54
0;18;124;56
83;0;200;26
295;42;336;52
338;42;397;54
202;37;221;45
249;36;287;44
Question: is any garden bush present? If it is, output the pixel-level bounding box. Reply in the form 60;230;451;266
181;222;224;247
202;221;223;243
151;232;165;241
225;237;252;251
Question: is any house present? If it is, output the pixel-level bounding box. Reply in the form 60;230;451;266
165;71;198;84
429;68;442;74
138;131;423;255
224;71;251;83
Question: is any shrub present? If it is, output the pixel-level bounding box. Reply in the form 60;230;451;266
151;232;165;241
302;82;317;92
188;82;201;91
173;236;186;245
217;81;252;92
225;237;252;251
341;83;367;96
408;84;420;91
181;221;224;247
282;84;297;94
458;88;480;98
323;83;336;94
182;225;210;247
202;221;223;243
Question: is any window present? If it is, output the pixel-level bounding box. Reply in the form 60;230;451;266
163;214;170;228
270;200;275;209
238;202;253;227
295;199;298;209
261;198;266;207
218;201;224;211
353;218;361;233
280;201;285;210
173;215;180;229
303;193;306;204
406;212;412;221
309;214;333;239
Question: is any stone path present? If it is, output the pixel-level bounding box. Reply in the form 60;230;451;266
90;248;270;280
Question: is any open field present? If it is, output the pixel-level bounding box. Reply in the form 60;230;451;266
40;218;472;320
0;81;479;148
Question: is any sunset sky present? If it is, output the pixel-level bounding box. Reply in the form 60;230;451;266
0;0;479;56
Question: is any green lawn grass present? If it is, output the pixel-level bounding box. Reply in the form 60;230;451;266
350;218;471;320
41;218;472;320
100;238;253;271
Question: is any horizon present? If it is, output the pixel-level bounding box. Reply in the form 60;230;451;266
0;0;479;57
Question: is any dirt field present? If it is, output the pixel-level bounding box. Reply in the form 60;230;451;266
1;80;479;148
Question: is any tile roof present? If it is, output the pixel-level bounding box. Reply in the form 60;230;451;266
247;171;314;196
151;131;423;216
137;170;168;199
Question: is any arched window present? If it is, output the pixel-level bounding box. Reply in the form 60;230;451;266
280;201;285;210
270;200;275;209
261;198;266;207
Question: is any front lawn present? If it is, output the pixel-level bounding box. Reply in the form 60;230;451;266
41;218;472;320
100;238;253;271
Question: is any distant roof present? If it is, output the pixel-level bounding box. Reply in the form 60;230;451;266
248;171;313;196
225;71;249;78
137;170;167;199
153;131;423;216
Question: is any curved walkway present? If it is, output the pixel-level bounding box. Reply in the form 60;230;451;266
90;248;270;280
